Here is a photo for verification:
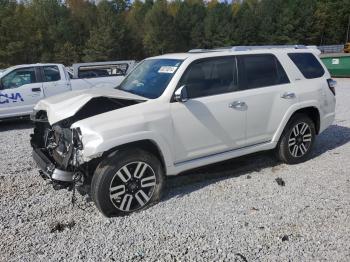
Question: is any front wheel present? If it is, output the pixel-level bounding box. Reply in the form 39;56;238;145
91;148;164;217
276;114;316;164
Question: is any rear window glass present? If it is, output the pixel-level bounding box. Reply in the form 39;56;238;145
288;53;325;79
43;66;61;82
237;54;289;90
78;63;129;78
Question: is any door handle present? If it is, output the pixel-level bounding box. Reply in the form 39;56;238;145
281;92;296;99
229;101;247;110
32;87;41;92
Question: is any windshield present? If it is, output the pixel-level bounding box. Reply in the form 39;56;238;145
117;59;183;99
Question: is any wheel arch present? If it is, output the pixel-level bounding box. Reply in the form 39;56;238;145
289;106;320;134
99;139;168;174
273;105;321;144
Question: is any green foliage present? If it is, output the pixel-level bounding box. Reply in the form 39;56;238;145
204;2;233;48
143;0;177;55
54;42;79;65
0;0;349;67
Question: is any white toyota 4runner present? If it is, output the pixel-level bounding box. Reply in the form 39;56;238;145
30;47;336;217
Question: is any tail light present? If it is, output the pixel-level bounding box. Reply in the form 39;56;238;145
327;78;336;95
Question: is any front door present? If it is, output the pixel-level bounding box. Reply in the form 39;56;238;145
170;56;246;163
0;67;43;118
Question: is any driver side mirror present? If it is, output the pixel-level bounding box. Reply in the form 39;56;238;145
174;85;188;102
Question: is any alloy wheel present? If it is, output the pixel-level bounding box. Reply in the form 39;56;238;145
288;122;312;158
109;161;157;212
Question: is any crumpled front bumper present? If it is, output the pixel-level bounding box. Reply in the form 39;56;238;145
32;148;74;183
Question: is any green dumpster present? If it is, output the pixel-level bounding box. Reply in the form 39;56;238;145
320;53;350;77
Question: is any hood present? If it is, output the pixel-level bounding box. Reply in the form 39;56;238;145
34;87;147;125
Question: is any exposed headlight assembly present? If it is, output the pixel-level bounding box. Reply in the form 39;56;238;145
71;128;85;167
72;127;83;150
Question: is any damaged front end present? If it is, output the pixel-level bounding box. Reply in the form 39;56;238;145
30;95;145;191
30;111;87;190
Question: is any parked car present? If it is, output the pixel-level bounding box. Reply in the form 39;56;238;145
31;46;336;217
344;43;350;53
0;62;135;120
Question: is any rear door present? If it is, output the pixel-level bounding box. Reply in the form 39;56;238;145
0;67;43;118
236;54;296;146
41;65;71;97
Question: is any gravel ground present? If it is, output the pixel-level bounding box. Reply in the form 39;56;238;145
1;79;350;262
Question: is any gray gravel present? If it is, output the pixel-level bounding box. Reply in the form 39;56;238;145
1;79;350;262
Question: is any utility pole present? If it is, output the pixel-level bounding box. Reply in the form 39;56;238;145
346;14;350;43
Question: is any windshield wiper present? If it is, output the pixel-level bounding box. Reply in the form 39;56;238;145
117;88;148;98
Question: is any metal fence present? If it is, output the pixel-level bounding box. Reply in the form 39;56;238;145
318;45;344;54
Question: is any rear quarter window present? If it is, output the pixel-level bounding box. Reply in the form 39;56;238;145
288;53;325;79
237;54;289;90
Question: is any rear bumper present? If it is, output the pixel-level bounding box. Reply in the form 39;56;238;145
32;148;74;182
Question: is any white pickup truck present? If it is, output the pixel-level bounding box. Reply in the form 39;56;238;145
0;61;136;120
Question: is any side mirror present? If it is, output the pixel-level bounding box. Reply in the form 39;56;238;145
174;85;188;102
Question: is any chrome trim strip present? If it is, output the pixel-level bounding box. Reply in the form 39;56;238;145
174;140;271;166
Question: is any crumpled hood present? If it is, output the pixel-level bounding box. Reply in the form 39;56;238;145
34;87;147;125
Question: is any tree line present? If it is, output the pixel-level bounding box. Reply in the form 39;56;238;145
0;0;349;67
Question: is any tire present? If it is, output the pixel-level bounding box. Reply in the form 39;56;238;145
91;148;165;217
276;114;316;164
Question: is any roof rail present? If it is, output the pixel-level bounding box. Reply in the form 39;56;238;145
187;48;223;53
188;45;310;53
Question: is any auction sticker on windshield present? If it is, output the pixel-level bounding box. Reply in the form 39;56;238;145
158;66;178;74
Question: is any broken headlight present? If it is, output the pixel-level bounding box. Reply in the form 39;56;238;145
71;128;85;167
72;128;83;150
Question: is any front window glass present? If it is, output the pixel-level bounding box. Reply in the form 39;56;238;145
117;59;182;99
178;56;237;99
1;67;37;89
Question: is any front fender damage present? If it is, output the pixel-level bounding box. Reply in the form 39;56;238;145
30;96;144;191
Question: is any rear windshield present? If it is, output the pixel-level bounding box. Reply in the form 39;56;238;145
288;53;325;79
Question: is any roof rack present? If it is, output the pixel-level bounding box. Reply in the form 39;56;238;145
188;45;312;53
187;48;223;53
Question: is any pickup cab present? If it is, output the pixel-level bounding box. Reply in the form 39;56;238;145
0;61;136;120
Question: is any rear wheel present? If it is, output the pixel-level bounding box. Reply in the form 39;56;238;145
276;114;316;164
91;148;164;217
